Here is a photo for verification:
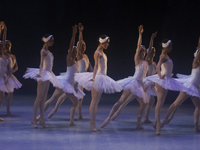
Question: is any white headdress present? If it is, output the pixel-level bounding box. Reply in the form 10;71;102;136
99;36;109;43
42;35;53;43
194;48;200;57
162;40;171;48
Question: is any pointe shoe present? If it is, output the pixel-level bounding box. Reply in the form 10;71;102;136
39;118;47;128
0;117;4;121
136;124;144;130
143;118;152;124
90;122;99;132
36;115;40;122
31;121;38;128
156;123;161;135
47;109;56;118
101;118;110;128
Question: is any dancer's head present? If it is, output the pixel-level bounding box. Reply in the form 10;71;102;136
147;47;156;58
4;40;12;54
98;35;110;49
42;34;54;46
161;39;172;53
139;45;146;59
77;41;86;53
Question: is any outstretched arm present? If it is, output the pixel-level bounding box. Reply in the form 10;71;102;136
77;23;84;59
134;25;144;65
145;31;157;61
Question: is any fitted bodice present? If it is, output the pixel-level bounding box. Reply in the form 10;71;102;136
160;59;173;77
133;63;148;81
0;58;9;77
147;64;156;76
97;53;107;75
78;57;90;73
189;67;200;87
43;52;53;71
64;64;77;84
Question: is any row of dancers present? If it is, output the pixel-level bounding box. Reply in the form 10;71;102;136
1;22;200;135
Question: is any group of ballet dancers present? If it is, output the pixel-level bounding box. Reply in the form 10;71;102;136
1;21;200;135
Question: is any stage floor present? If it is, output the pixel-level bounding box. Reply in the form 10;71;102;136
0;94;199;150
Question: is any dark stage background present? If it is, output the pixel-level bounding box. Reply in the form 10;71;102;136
1;0;200;103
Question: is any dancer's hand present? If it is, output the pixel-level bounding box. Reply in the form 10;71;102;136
138;25;144;34
78;23;84;32
89;78;94;82
36;74;41;78
160;75;165;79
151;31;157;39
72;25;78;34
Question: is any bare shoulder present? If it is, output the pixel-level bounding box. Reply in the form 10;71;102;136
83;54;88;59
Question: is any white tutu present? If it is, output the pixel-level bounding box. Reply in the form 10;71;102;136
144;74;186;92
117;77;147;99
57;74;85;99
74;72;122;94
144;80;157;98
23;68;63;89
176;73;200;98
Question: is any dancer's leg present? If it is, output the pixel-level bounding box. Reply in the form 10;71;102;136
101;89;134;128
67;93;78;126
191;97;200;132
6;92;13;116
39;81;50;128
143;96;155;123
161;92;188;128
0;91;4;121
47;93;67;118
31;80;49;128
90;87;102;131
136;97;146;129
154;84;168;135
77;97;83;120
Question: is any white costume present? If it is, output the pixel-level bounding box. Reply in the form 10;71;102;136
75;53;122;93
23;52;63;89
57;64;85;99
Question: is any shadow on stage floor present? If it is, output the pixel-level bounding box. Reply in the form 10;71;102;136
0;94;199;150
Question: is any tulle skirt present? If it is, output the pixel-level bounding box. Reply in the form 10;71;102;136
57;75;85;99
117;76;148;100
0;74;22;93
23;68;63;89
176;74;200;98
144;80;157;98
74;72;122;93
144;74;186;92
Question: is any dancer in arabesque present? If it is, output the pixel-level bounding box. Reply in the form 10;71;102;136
75;34;122;131
101;25;149;130
161;36;200;132
23;34;63;128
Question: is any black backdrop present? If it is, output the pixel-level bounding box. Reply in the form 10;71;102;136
0;0;200;103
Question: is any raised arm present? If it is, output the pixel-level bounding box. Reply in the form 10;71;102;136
68;25;77;56
145;31;157;61
134;25;144;65
77;23;84;60
0;21;7;43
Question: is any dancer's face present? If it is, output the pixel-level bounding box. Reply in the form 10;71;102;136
101;39;110;50
48;37;54;46
166;43;172;52
4;41;11;53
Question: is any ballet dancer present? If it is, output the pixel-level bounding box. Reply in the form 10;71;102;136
75;34;122;131
161;37;200;132
144;39;187;135
23;34;63;128
0;40;11;121
143;31;157;123
41;25;85;126
76;23;93;120
0;21;7;42
101;25;149;130
4;40;22;116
